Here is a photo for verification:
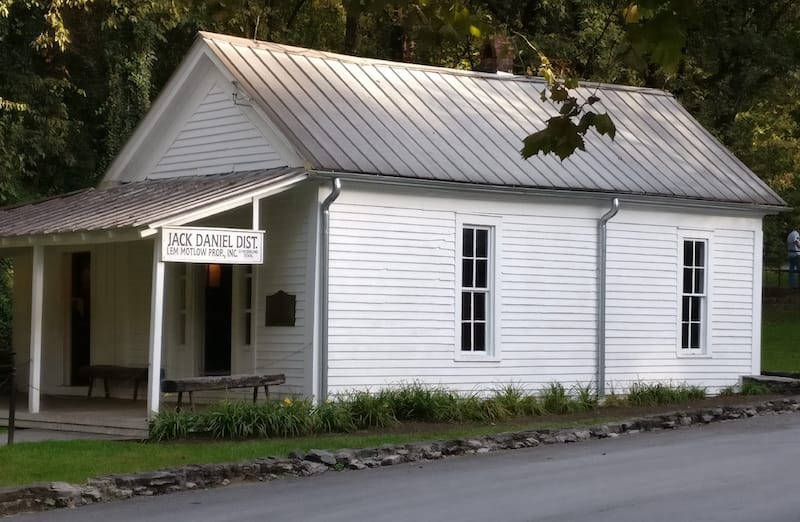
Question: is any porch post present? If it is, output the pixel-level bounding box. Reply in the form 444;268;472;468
147;236;166;417
251;197;260;372
28;245;44;414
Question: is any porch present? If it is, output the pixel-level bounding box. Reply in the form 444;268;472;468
0;394;150;439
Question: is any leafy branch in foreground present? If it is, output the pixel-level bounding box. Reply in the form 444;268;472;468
516;32;617;161
519;1;695;161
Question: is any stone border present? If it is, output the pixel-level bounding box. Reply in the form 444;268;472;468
2;397;799;517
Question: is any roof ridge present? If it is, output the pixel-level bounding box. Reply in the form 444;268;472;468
197;31;672;97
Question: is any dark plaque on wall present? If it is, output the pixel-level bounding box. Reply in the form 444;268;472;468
265;290;296;327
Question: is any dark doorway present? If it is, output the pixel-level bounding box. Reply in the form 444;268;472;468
203;264;232;375
70;252;91;385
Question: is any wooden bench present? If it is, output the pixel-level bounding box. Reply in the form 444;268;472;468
81;365;163;400
160;373;286;411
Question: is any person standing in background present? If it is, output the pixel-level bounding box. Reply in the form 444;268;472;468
787;225;800;289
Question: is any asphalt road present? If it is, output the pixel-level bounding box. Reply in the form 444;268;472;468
17;413;800;521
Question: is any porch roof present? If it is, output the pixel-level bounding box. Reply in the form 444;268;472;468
0;168;307;244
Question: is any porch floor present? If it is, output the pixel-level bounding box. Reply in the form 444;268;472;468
0;394;150;439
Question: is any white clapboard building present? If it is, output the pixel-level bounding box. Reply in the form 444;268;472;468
0;32;785;417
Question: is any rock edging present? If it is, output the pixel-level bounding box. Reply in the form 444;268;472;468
2;397;799;517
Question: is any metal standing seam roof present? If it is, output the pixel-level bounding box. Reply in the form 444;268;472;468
0;168;306;238
200;32;785;207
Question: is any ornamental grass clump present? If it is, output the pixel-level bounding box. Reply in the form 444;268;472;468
148;409;199;442
626;382;706;406
740;381;771;395
381;382;462;423
492;384;530;417
541;382;573;414
347;390;397;429
571;382;599;412
313;400;357;433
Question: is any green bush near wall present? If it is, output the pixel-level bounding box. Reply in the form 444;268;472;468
149;381;709;442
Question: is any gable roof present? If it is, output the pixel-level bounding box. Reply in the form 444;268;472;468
0;169;306;245
199;32;784;208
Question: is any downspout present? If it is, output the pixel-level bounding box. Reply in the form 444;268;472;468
597;198;619;398
318;178;342;402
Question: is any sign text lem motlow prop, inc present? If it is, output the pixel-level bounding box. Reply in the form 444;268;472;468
161;226;264;264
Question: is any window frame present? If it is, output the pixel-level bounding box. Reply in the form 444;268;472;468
455;215;501;362
677;230;713;357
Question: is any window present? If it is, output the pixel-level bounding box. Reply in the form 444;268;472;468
242;265;253;345
460;226;491;353
681;239;707;351
178;264;187;345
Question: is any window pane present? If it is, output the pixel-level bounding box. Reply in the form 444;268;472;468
244;314;251;345
681;323;689;349
475;260;488;288
694;269;704;294
463;228;474;257
476;229;488;257
690;323;700;349
474;293;486;320
683;241;694;267
461;323;472;350
462;260;473;287
690;296;701;321
683;268;693;294
474;323;486;351
461;292;471;320
682;296;690;321
244;278;252;307
694;241;705;267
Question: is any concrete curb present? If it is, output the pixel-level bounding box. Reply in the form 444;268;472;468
2;396;799;517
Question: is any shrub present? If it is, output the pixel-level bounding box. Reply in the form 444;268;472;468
741;381;771;395
626;382;706;406
204;401;262;439
571;382;598;412
347;390;397;429
269;398;316;437
149;410;198;442
314;400;357;433
541;382;573;414
379;382;461;423
492;384;529;417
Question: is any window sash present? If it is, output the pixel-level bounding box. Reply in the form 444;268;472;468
460;226;491;353
681;239;707;351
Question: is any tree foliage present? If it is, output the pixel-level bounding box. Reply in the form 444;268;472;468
0;0;799;228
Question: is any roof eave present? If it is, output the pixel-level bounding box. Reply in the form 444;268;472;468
308;170;787;215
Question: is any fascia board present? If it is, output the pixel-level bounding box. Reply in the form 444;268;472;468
140;172;309;235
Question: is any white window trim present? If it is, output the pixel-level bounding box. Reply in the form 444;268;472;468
455;214;502;362
676;229;713;358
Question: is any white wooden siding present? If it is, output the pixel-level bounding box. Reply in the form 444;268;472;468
604;217;757;393
254;186;316;396
150;84;286;177
326;184;763;396
326;186;601;395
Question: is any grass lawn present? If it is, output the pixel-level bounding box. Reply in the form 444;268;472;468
762;305;800;372
0;418;629;487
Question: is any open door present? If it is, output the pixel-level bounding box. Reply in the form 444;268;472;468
203;264;232;375
70;252;91;385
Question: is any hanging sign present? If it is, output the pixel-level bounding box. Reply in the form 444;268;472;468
161;226;264;264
